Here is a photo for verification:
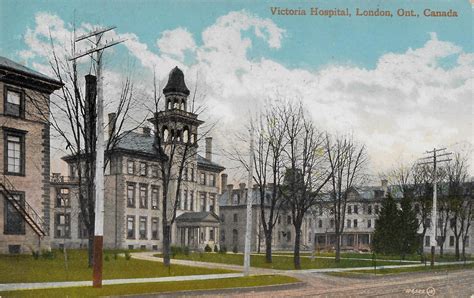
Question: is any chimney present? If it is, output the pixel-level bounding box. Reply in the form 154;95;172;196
108;113;116;139
227;184;234;205
221;173;228;194
239;183;246;190
84;75;97;148
205;137;212;161
381;179;388;196
142;126;151;136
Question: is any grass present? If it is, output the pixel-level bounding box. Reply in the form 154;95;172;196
0;275;299;297
155;252;414;270
257;251;474;262
0;249;232;283
327;263;474;278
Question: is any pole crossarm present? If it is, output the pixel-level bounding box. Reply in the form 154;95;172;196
75;26;117;42
69;39;126;61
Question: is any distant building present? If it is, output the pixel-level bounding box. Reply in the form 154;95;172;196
0;56;62;254
50;67;225;251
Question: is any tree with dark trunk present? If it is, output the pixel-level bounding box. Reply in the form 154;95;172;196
325;134;367;263
280;103;331;269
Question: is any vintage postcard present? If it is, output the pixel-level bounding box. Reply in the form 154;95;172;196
0;0;472;297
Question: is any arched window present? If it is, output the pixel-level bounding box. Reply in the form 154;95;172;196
162;126;169;141
183;127;189;143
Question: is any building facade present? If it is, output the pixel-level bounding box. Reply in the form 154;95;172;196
50;67;225;251
0;57;62;254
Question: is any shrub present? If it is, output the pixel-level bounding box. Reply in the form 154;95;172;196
213;245;219;253
204;244;212;252
105;255;110;262
183;246;190;256
232;246;238;254
114;253;118;260
124;251;131;260
41;249;55;260
32;250;40;260
219;245;227;254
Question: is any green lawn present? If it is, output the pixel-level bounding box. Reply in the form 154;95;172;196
0;250;232;283
327;263;474;277
0;275;299;297
156;252;414;270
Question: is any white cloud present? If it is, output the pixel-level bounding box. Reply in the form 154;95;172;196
157;27;196;61
20;11;473;179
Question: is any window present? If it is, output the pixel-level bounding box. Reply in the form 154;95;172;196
287;215;292;225
139;217;147;239
184;167;188;180
54;213;70;238
139;184;148;208
151;217;159;240
209;228;215;241
425;236;430;247
232;194;240;205
287;231;291;242
232;229;238;244
4;193;25;235
78;213;88;239
209;194;216;212
190;168;195;181
319;207;323;216
56;187;70;207
209;174;216;187
4;131;25;175
189;191;194;211
127;183;136;207
368;219;372;228
318;219;322;228
347;205;352;214
5;88;23;117
151;186;159;209
374;205;379;214
450;218;456;229
425;218;431;228
151;165;158;178
221;230;225;242
354;205;358;214
139;162;147;176
353;219;358;228
449;236;455;247
368;205;372;215
330;219;335;228
200;192;206;212
183;190;188;210
221;214;225;222
346;219;351;228
233;213;238;222
127;160;134;175
200;172;206;185
465;236;470;247
127;216;135;239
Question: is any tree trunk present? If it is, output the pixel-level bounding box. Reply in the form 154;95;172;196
455;235;460;261
335;234;341;263
88;235;94;268
293;227;301;269
265;232;272;263
439;240;444;257
162;225;171;266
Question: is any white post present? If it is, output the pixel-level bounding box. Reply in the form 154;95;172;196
430;149;437;267
243;124;254;276
93;38;105;287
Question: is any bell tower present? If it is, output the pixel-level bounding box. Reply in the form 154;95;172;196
149;66;203;146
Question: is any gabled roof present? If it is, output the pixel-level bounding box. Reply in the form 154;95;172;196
175;211;220;223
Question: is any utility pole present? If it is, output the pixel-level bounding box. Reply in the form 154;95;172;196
243;123;254;276
70;26;124;288
418;147;451;268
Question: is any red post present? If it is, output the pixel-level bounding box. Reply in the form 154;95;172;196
93;236;103;287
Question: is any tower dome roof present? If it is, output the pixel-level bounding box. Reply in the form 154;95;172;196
163;66;190;95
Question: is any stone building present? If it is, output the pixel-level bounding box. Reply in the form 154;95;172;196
219;182;312;252
50;67;225;251
0;56;62;254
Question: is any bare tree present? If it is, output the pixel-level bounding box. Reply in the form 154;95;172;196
148;68;213;267
325;134;367;263
281;103;331;269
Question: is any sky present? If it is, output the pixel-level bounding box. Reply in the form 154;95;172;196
1;0;473;182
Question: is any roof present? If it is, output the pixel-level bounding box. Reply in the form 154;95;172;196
0;56;61;85
175;211;219;223
112;131;225;170
163;67;190;95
